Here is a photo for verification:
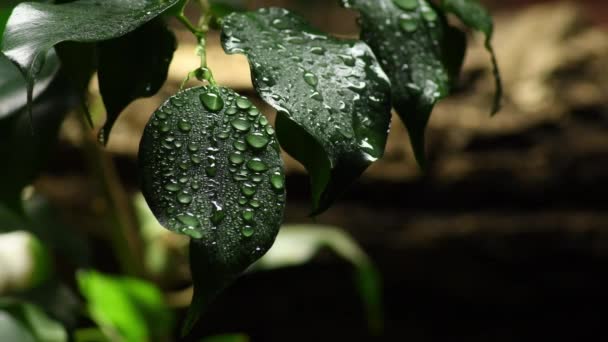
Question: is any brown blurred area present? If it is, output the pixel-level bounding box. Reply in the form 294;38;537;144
38;1;608;341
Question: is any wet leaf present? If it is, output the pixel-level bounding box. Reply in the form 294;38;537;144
440;0;502;113
138;86;286;334
221;8;392;214
97;19;176;144
342;0;457;168
0;0;180;117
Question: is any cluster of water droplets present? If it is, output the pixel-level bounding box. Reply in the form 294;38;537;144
221;7;392;166
143;86;285;242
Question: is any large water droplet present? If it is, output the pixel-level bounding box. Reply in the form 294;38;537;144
165;183;181;192
229;152;245;165
393;0;418;11
270;172;285;191
231;118;251;132
236;97;252;110
303;71;318;87
200;91;224;112
246;158;268;172
246;132;270;150
210;201;225;224
177;213;199;228
177;193;193;204
233;140;248;152
242;208;254;222
399;13;418;32
242;225;254;237
241;183;257;197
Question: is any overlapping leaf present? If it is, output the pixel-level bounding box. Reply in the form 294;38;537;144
138;86;286;333
342;0;464;167
440;0;502;113
97;19;176;144
0;0;180;119
221;8;392;214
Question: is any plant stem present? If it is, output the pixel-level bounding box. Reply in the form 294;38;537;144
77;112;145;277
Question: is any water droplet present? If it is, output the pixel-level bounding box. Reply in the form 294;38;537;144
340;54;356;67
210;201;225;224
251;174;264;183
236;97;252;109
229;152;245;165
242;225;254;237
156;112;168;120
310;92;323;101
271;18;290;30
191;156;201;164
246;158;268;172
178;120;192;132
242;208;254;222
248;107;260;117
259;116;269;126
399;13;418;32
246;132;270;150
188;144;199;153
393;0;418;11
233;140;248;152
226;107;238;115
310;46;326;55
238;196;248;205
177;193;193;204
177;213;199;228
270;172;285;191
165;183;181;192
266;125;275;135
241;183;257;197
200;91;224;112
303;71;318;87
421;6;437;22
249;199;261;208
231;118;251;132
206;166;217;177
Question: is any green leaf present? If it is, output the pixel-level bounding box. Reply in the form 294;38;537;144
221;8;392;214
0;0;181;116
342;0;457;168
97;19;176;144
255;224;383;334
0;301;67;342
0;51;58;120
77;270;173;342
138;86;286;334
440;0;502;113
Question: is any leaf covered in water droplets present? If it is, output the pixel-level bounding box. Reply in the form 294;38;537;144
0;0;180;118
138;86;286;334
221;7;392;215
342;0;464;168
439;0;502;114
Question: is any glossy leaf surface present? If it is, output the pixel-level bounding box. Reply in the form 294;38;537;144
221;8;392;214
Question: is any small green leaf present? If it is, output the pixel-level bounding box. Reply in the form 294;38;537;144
440;0;502;113
221;8;392;214
138;87;286;334
342;0;456;168
97;19;176;144
77;270;173;342
255;224;383;334
0;0;180;116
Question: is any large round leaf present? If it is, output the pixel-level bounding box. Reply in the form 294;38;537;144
139;86;286;332
221;8;392;215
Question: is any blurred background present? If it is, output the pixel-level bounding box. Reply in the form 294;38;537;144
5;0;608;341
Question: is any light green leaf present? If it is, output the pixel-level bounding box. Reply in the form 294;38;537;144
138;86;286;334
342;0;461;168
221;8;392;214
0;0;180;116
255;224;383;334
440;0;502;113
77;270;173;342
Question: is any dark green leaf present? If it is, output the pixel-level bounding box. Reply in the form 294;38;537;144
342;0;455;167
0;52;58;120
138;86;286;333
221;8;392;214
0;68;76;211
97;19;176;144
0;0;180;116
77;270;173;342
440;0;502;113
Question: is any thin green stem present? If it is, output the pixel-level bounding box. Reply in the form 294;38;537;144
177;14;204;38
